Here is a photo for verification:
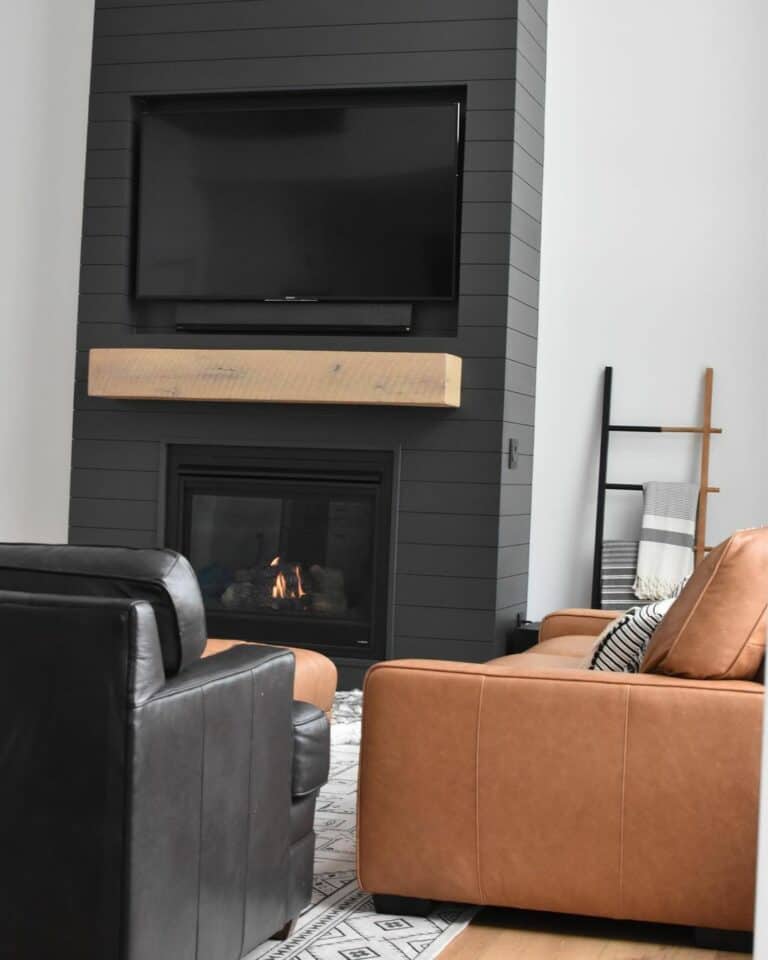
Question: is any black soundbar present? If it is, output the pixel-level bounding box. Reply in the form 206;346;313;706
174;302;413;334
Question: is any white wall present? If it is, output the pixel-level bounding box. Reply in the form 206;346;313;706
529;0;768;618
0;0;94;541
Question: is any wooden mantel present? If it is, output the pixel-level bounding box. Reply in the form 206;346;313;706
88;348;462;409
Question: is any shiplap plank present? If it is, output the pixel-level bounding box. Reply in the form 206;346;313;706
70;527;158;548
510;202;542;250
82;237;131;266
465;109;515;141
402;450;503;484
92;51;516;93
392;636;494;661
398;513;501;548
71;467;159;501
394;606;495;642
500;514;532;547
95;0;515;35
504;360;536;396
88;80;519;122
513;114;545;163
461;234;512;265
398;543;500;579
513;147;544;192
83;206;131;235
94;20;517;63
70;497;157;531
516;21;547;78
464;141;515;172
508;236;541;279
72;439;161;472
73;409;508;452
396;573;496;610
506;300;539;338
507;266;540;308
518;0;546;47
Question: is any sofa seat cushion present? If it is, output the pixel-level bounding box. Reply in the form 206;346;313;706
292;702;331;797
204;639;338;715
487;643;593;672
641;528;768;680
533;634;599;659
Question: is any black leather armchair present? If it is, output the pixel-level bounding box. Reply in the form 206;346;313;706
0;545;330;960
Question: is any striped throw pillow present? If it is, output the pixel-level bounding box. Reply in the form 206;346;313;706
590;598;675;673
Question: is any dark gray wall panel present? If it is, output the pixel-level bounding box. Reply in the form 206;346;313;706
71;0;547;663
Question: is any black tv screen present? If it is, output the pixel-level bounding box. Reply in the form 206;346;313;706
136;100;462;302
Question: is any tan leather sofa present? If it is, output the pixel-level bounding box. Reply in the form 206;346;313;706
357;530;767;934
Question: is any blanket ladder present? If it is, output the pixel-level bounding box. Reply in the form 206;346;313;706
591;367;721;609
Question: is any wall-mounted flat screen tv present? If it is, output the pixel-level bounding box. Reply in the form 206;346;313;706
136;98;463;302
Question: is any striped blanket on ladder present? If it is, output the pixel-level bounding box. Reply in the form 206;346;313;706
633;481;698;600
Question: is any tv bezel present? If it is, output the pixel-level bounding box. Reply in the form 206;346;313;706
133;89;466;305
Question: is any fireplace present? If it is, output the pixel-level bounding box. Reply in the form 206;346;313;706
165;446;393;661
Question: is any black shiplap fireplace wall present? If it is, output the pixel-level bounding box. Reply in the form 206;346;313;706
70;0;548;685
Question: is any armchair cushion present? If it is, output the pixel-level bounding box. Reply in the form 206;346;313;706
204;639;338;715
0;544;207;676
641;528;768;680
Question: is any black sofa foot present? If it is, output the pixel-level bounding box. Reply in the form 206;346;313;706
272;918;298;941
694;927;752;953
372;894;435;917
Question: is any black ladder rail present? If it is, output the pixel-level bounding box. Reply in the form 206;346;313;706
591;367;613;609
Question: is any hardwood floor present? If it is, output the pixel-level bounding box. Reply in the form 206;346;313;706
440;908;752;959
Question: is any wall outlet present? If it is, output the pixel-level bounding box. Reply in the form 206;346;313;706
508;438;519;469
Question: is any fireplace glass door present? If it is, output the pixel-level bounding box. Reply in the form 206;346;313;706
166;447;392;658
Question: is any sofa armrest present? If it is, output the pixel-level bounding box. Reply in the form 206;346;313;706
539;607;621;643
358;659;762;931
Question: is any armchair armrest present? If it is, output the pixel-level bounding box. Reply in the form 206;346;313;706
539;607;621;643
127;644;297;957
358;659;762;931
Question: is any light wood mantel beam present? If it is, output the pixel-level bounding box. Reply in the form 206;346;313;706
88;348;462;409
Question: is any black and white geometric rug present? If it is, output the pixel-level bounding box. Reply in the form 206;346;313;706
247;691;475;960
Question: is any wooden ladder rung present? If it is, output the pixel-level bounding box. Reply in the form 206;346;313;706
661;426;722;435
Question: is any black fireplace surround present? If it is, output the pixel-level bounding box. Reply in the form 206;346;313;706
70;0;547;683
165;446;393;661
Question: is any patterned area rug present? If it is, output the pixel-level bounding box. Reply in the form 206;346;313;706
247;690;475;960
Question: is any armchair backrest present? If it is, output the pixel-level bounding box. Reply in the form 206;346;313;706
0;544;207;675
0;589;165;958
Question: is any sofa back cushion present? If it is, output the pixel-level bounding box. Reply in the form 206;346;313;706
640;528;768;680
0;544;207;676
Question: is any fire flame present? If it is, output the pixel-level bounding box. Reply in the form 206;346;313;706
270;557;307;600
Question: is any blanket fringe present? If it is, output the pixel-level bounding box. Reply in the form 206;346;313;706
633;574;681;602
